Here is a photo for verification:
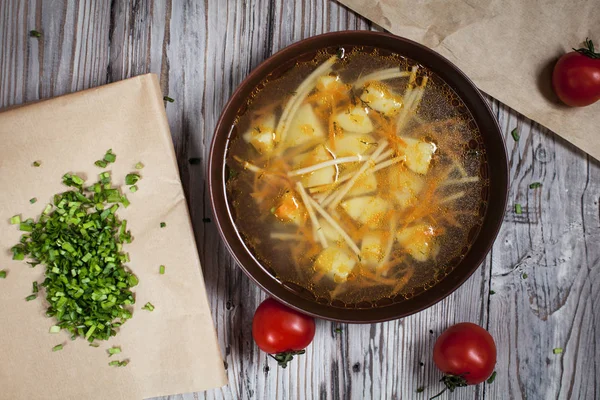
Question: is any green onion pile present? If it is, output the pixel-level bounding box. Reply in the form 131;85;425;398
10;153;140;344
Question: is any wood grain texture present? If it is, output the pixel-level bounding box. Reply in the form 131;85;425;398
1;1;598;399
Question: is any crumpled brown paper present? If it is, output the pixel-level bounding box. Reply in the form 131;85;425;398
339;0;600;160
0;74;227;399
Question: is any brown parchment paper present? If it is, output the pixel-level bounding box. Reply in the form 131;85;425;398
0;74;227;399
338;0;600;160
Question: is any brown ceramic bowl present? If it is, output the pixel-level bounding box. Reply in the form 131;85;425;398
209;31;508;323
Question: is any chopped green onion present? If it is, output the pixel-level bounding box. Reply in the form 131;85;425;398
29;30;42;38
10;167;138;343
160;222;166;228
142;302;155;312
52;344;64;352
511;128;520;141
159;265;165;275
515;204;522;214
163;96;175;103
103;149;117;163
33;161;41;167
108;346;121;356
487;371;497;384
108;359;129;367
125;173;140;185
522;273;528;279
334;328;342;333
416;387;425;393
19;223;33;232
135;162;144;170
89;343;100;348
30;197;37;204
95;160;108;168
49;325;61;334
129;185;138;193
0;270;6;279
529;182;542;189
32;281;38;293
490;290;496;295
10;215;21;225
553;347;563;354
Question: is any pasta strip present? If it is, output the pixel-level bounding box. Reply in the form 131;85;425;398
295;182;328;248
307;197;361;255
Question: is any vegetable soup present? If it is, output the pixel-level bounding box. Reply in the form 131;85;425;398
225;47;488;305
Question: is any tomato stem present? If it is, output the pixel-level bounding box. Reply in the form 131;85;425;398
268;349;306;368
573;38;600;59
429;374;469;399
429;387;447;399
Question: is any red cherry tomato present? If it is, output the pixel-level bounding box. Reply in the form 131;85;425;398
252;298;315;367
552;38;600;107
433;322;497;387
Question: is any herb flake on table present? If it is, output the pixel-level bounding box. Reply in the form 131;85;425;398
49;325;60;334
514;203;522;214
103;149;117;163
511;128;520;141
125;173;140;185
108;346;121;357
32;160;41;167
160;222;166;228
487;371;497;384
52;344;63;352
142;302;155;312
159;265;165;275
135;162;144;170
163;96;175;103
30;197;37;204
29;30;42;38
529;182;542;189
0;270;6;279
553;347;563;354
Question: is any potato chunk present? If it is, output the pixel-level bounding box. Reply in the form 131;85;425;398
314;246;357;282
334;106;374;134
340;196;390;225
360;82;403;116
399;137;436;175
242;114;277;154
273;191;307;225
396;224;439;262
360;231;386;266
293;145;336;188
387;164;425;209
333;133;377;157
347;173;378;197
286;103;326;148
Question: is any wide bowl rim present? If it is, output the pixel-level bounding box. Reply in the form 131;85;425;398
208;30;508;323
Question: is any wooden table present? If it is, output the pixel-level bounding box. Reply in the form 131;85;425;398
1;1;598;399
